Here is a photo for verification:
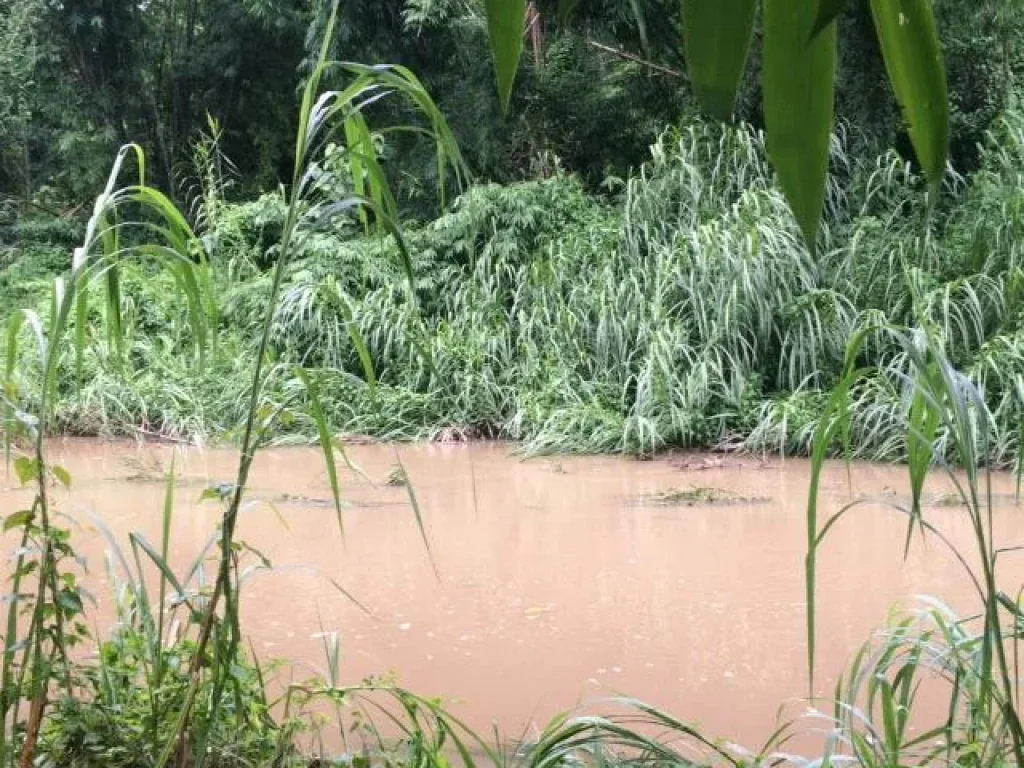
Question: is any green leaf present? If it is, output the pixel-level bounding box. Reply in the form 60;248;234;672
805;326;872;689
57;588;84;615
395;452;439;580
129;533;199;620
52;465;72;490
236;540;273;570
200;484;233;502
295;368;345;538
3;509;33;532
869;0;949;192
14;456;37;486
811;0;847;40
105;262;123;361
319;283;377;395
682;0;757;120
74;280;88;386
484;0;528;114
763;0;837;249
905;368;940;554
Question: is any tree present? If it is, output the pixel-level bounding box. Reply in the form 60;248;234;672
0;0;43;200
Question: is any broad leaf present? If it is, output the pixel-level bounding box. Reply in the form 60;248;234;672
682;0;757;121
484;0;528;114
3;510;33;532
870;0;949;193
52;465;72;490
763;0;837;248
14;456;37;486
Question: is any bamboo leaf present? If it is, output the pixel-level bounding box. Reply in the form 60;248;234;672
682;0;757;121
104;263;123;361
764;0;837;248
74;281;89;387
483;0;528;114
869;0;949;192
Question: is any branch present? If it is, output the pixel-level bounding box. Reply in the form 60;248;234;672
586;40;682;78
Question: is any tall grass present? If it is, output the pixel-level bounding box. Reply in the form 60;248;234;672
9;111;1024;463
802;323;1024;767
0;3;465;764
4;10;1024;768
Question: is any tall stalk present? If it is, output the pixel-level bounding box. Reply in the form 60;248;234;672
805;324;1024;764
154;5;464;765
0;144;213;767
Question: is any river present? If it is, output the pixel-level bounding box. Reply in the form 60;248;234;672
3;438;1023;749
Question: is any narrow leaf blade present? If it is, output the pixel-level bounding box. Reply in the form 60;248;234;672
296;368;345;538
811;0;847;40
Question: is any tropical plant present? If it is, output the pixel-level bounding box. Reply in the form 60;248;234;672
482;0;950;250
1;2;466;766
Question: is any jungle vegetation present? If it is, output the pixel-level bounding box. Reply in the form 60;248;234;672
3;1;1024;767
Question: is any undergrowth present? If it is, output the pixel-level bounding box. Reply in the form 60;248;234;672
7;111;1024;464
2;13;1024;768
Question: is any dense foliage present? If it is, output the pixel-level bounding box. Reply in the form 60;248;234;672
5;2;1024;767
0;0;1021;210
7;112;1024;465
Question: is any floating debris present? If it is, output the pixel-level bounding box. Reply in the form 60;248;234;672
929;492;967;508
120;454;168;483
669;455;775;472
639;486;769;507
275;492;334;507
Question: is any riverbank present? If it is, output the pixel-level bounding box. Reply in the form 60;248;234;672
5;118;1024;466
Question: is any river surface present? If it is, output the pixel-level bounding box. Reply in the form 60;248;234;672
3;439;1024;748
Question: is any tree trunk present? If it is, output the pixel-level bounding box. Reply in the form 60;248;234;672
527;2;544;68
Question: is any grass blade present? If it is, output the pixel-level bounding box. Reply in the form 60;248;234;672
805;326;872;688
395;450;438;580
295;368;345;538
811;0;848;39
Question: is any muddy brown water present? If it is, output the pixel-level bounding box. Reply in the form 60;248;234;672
4;438;1024;748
